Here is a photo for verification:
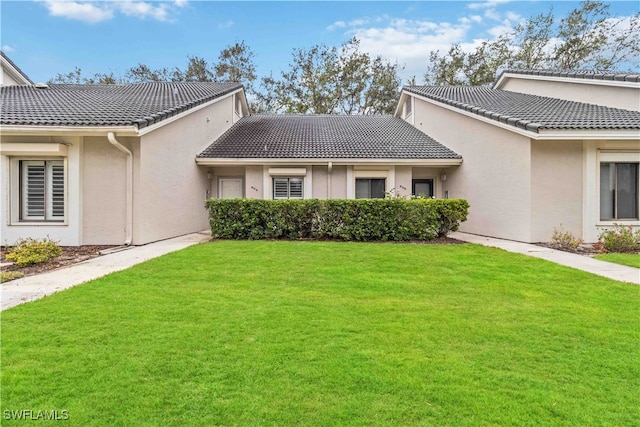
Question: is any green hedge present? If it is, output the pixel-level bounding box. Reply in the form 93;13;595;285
206;198;469;241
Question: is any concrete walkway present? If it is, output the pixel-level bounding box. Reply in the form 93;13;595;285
450;232;639;285
1;231;212;311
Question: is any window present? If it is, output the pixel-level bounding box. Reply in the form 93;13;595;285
273;177;303;199
404;97;412;117
19;160;65;221
356;178;386;199
600;163;638;220
412;179;434;198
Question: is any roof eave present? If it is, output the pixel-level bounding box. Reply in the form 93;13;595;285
0;124;139;136
196;157;463;166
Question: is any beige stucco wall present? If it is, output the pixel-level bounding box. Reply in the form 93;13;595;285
134;95;236;244
312;165;328;199
81;136;138;244
245;166;263;199
413;98;533;241
1;70;20;86
500;78;640;111
530;140;583;242
330;166;348;199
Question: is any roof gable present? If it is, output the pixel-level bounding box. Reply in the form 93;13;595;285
1;82;243;129
198;114;461;160
1;51;33;86
404;85;640;133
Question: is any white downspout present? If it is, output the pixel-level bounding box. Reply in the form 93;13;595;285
327;161;333;199
107;132;133;245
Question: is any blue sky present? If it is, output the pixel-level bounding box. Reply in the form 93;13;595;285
1;1;638;84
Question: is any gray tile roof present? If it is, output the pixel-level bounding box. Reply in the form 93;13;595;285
496;68;640;83
404;86;640;132
1;82;242;129
198;114;461;159
1;51;34;84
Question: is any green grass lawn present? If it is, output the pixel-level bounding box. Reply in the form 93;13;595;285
594;252;640;268
2;241;638;426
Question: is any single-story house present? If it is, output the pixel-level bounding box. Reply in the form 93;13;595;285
195;114;461;201
1;71;249;245
396;69;640;243
2;52;639;245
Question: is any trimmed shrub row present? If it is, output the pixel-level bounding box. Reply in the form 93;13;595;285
206;198;469;241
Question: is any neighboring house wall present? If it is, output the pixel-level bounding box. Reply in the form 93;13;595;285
498;77;640;111
411;97;533;242
134;96;235;245
81;136;137;245
530;140;583;242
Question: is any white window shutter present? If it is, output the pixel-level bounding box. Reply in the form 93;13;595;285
289;178;303;199
49;161;65;218
22;161;46;220
273;178;289;199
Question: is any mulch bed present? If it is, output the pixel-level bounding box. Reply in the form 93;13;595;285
1;246;115;278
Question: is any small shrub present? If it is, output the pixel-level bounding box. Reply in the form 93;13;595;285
5;237;62;267
598;224;640;253
550;225;582;250
0;270;24;282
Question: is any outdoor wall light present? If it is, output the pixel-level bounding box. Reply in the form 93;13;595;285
441;173;447;181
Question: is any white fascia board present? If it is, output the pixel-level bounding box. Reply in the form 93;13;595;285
0;125;138;136
412;92;640;141
494;72;640;90
196;157;463;166
536;129;640;140
393;92;408;117
137;88;244;136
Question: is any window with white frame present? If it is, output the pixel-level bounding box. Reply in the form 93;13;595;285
19;159;65;221
273;177;303;199
356;178;386;199
600;162;639;220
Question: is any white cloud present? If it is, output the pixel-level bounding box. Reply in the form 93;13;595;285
2;45;15;53
118;1;169;21
326;20;346;31
43;1;113;24
218;20;234;30
468;0;511;10
349;17;474;82
41;1;185;23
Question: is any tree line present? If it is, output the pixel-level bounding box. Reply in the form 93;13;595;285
50;1;638;113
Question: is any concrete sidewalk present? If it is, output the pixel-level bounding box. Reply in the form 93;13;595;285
1;231;212;311
450;232;639;285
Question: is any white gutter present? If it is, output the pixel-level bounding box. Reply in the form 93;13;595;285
107;132;133;246
196;158;463;166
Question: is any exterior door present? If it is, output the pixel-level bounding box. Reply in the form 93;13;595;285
219;178;243;199
412;179;434;198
